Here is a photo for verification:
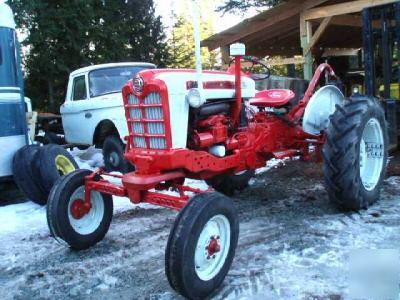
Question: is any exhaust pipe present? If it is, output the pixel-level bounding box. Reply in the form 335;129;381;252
191;0;203;92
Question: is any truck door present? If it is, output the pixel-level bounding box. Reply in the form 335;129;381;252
60;74;94;144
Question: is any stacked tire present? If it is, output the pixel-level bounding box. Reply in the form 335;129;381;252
12;144;79;205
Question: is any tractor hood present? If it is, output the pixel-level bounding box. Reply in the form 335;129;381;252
137;69;256;99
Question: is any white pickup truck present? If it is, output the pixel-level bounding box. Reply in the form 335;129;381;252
61;62;156;172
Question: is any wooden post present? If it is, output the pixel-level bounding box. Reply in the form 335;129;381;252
301;16;313;80
220;46;230;69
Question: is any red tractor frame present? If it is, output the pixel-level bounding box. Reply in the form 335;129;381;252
47;50;387;299
84;60;334;209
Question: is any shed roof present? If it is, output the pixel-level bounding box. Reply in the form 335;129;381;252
201;0;394;57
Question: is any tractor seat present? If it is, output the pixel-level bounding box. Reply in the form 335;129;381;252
250;89;295;107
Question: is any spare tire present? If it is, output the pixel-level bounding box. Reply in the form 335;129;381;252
12;145;47;205
36;144;79;194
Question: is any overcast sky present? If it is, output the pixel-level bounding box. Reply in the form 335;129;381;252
154;0;259;34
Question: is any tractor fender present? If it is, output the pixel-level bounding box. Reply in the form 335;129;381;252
302;85;345;135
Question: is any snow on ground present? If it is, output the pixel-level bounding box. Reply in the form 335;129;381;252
1;148;400;299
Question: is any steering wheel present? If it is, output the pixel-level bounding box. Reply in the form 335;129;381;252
229;56;271;81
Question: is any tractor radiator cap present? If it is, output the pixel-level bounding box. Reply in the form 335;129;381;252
302;85;345;135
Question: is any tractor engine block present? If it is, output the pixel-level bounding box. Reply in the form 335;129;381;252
191;114;229;149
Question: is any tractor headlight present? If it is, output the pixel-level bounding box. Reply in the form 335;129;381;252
186;88;205;108
133;75;144;93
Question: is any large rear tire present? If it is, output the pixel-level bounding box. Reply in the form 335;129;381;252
206;170;254;196
323;97;388;211
47;169;113;250
165;192;239;299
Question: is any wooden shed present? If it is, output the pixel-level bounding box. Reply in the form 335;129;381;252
202;0;398;80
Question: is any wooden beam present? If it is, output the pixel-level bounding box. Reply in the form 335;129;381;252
244;19;299;47
202;0;330;50
250;46;303;57
302;0;332;11
267;56;305;66
302;0;397;21
319;15;393;28
304;16;332;54
330;15;363;27
221;56;304;70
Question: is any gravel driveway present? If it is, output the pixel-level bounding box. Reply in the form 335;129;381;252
1;156;400;299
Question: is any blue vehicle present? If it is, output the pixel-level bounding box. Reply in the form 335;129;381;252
0;2;28;181
0;3;80;205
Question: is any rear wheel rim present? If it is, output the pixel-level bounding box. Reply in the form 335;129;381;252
68;186;104;235
194;214;231;281
359;118;384;191
55;155;76;175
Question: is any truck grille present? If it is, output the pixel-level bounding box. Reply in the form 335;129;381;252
126;92;167;149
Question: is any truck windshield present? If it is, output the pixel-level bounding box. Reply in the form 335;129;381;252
89;66;151;97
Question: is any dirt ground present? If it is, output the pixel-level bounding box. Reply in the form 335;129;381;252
1;154;400;299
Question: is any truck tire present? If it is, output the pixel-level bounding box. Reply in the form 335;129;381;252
103;135;134;173
37;144;79;194
47;169;113;250
206;170;254;196
12;145;47;205
323;97;388;211
165;192;239;299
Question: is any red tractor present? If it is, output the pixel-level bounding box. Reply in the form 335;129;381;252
47;44;387;299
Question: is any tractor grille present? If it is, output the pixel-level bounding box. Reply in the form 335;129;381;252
127;92;167;149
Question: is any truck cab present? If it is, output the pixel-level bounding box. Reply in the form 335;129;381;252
60;62;156;172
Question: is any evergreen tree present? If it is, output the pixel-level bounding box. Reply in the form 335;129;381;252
217;0;281;14
8;0;169;112
168;1;218;69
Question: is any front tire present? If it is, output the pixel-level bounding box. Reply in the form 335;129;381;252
165;192;239;299
323;97;388;211
47;169;113;250
103;135;134;174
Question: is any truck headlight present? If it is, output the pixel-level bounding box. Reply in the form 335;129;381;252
186;88;205;108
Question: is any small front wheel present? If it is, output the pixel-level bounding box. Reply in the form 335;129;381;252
165;192;239;299
47;169;113;250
